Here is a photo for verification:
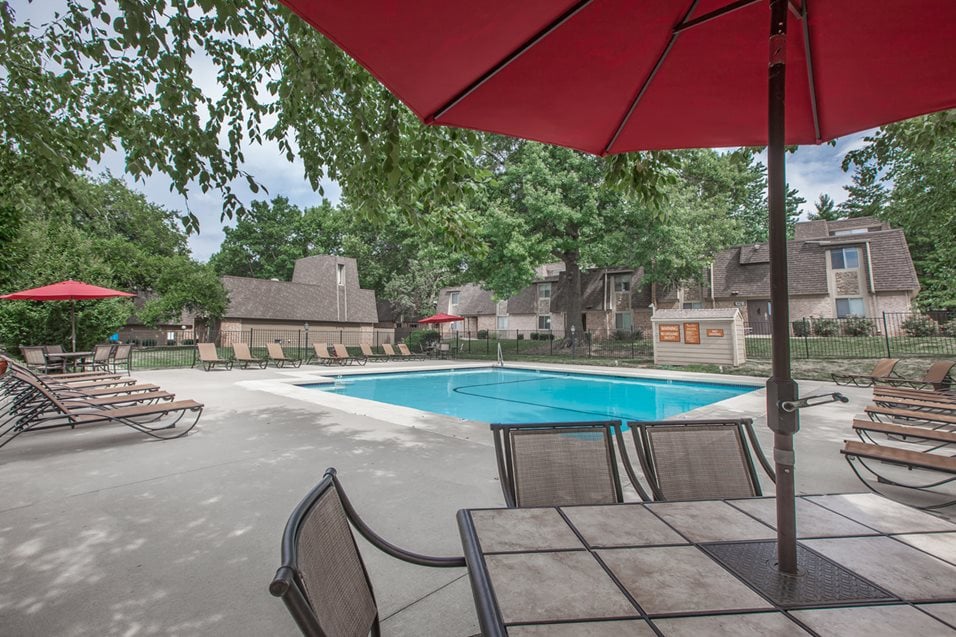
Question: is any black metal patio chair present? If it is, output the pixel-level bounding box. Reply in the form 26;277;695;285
623;418;775;501
491;420;647;507
269;468;466;637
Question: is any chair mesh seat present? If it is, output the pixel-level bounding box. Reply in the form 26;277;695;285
297;489;377;637
510;427;619;507
647;425;758;500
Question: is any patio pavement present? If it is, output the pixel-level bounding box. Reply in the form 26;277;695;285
0;361;950;636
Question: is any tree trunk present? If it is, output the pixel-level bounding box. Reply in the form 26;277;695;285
563;251;584;337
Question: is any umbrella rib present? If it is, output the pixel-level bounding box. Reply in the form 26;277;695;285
799;1;822;142
426;0;595;124
603;0;760;154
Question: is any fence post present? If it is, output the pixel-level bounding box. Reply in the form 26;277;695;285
550;330;554;355
882;312;892;358
515;330;519;355
803;318;810;359
249;328;253;347
587;331;592;357
631;329;635;358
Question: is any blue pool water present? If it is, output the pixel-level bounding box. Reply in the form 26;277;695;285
308;368;756;423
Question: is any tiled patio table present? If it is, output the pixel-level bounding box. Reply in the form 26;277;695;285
457;493;956;636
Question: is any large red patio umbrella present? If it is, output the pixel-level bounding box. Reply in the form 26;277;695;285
278;0;956;577
0;280;136;352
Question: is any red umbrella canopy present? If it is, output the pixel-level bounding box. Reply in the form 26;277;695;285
0;280;135;301
418;313;465;324
278;0;955;154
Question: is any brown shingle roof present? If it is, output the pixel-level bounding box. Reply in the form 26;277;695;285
712;227;918;298
221;255;378;323
437;283;496;316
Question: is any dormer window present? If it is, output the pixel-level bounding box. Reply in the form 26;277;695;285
538;282;552;299
336;263;345;285
830;247;860;270
831;228;868;236
613;275;630;292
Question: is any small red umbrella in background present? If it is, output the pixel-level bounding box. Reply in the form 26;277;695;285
0;280;136;351
277;0;956;577
418;312;465;325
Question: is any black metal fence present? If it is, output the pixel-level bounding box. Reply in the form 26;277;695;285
744;311;956;359
448;329;654;360
123;327;398;370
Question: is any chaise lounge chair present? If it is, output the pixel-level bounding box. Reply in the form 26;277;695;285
266;343;302;368
874;360;955;392
832;358;900;387
865;403;956;430
0;372;203;450
841;439;956;508
305;343;339;366
397;343;425;361
380;343;405;360
269;468;465;636
333;344;366;366
359;343;390;362
197;343;233;371
232;343;268;369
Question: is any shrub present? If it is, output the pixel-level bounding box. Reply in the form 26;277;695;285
529;332;539;340
812;318;838;337
791;319;810;337
406;329;440;351
517;333;525;340
901;314;940;337
181;338;195;345
842;316;873;337
477;329;489;339
942;317;956;338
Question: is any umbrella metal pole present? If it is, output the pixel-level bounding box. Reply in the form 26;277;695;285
767;0;799;575
70;300;77;352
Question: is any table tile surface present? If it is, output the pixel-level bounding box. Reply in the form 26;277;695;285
806;493;956;533
483;551;639;624
803;536;956;601
646;500;776;542
892;532;956;566
597;545;772;615
506;620;654;636
561;504;686;547
917;602;956;627
730;497;877;538
651;612;811;636
790;604;956;636
461;496;956;635
471;508;582;553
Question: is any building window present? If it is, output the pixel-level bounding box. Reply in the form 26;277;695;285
836;297;866;318
538;282;552;299
832;228;868;236
497;316;508;330
449;291;460;307
613;275;630;292
614;312;633;330
537;315;551;330
830;247;860;270
683;302;703;310
336;263;345;285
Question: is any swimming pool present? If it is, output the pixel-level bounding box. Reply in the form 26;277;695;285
308;367;757;423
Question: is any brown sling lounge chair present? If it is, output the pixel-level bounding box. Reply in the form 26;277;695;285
266;343;302;368
874;360;955;392
232;343;268;369
397;343;425;360
333;344;366;366
0;373;202;450
832;358;900;387
359;343;390;362
305;343;339;366
197;343;233;371
380;343;404;360
623;418;775;501
270;468;465;637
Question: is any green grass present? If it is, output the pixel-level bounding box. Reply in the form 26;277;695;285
745;335;956;359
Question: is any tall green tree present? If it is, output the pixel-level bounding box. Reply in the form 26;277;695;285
810;193;840;220
842;111;956;308
837;165;887;218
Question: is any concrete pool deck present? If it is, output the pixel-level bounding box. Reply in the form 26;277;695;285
0;361;950;636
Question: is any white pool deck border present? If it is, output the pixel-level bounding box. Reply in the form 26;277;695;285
0;360;951;636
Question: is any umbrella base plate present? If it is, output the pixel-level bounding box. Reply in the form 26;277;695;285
701;540;895;608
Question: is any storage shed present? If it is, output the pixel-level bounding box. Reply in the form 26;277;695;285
651;308;746;366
